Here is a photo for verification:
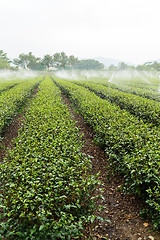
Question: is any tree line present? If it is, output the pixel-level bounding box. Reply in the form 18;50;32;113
1;49;160;71
109;61;160;71
0;50;104;71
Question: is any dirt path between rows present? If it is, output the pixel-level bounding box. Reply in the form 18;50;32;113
62;95;160;240
0;86;160;240
0;87;39;240
0;114;23;162
0;87;39;162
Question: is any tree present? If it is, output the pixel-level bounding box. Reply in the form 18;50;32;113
0;50;10;61
53;52;77;69
53;52;69;69
13;52;43;70
59;52;68;68
136;61;160;71
68;55;78;68
27;53;44;70
13;53;30;69
53;53;61;68
0;58;11;69
74;59;104;70
151;61;160;71
0;50;11;69
41;54;53;70
108;64;117;70
118;62;128;70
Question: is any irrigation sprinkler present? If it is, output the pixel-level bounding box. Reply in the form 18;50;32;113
109;79;111;88
108;71;114;97
109;79;111;92
108;79;111;100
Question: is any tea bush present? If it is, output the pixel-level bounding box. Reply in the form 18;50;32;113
73;81;160;126
0;77;42;140
54;77;160;229
0;77;99;239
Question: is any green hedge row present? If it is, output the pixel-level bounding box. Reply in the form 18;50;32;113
54;77;160;229
116;81;160;91
0;77;42;141
73;81;160;126
107;81;160;102
0;77;99;239
107;75;160;90
0;78;34;95
81;76;160;101
0;79;23;92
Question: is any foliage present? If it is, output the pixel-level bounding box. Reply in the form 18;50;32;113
0;80;19;94
0;50;10;62
0;77;100;239
13;52;44;70
0;77;41;140
1;47;160;71
0;58;10;69
105;80;160;102
53;52;68;69
12;51;104;70
74;59;104;70
13;52;79;70
118;62;129;70
108;60;160;71
73;81;160;126
137;61;160;71
41;54;53;70
0;50;11;69
54;77;160;228
53;52;78;69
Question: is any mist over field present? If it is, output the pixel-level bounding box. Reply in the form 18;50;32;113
1;69;160;238
54;69;160;83
0;70;39;81
0;68;160;89
1;0;160;238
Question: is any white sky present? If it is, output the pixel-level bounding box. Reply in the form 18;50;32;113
0;0;160;64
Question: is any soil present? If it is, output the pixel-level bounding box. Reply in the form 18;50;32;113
0;87;39;162
0;87;160;240
0;87;39;223
62;95;160;240
0;114;24;162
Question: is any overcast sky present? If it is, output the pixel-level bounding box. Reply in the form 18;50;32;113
0;0;160;64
